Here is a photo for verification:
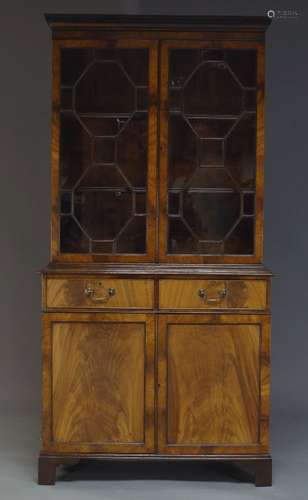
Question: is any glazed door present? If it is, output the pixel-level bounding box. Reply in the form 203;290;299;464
159;41;264;263
52;40;158;262
42;313;155;453
157;314;270;454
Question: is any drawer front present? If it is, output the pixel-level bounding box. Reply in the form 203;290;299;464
46;278;154;309
159;279;267;310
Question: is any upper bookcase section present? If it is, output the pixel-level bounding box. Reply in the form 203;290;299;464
46;15;270;264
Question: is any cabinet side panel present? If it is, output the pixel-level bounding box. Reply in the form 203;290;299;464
51;41;61;260
255;43;265;260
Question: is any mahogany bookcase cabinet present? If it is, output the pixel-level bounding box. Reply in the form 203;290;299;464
39;14;273;486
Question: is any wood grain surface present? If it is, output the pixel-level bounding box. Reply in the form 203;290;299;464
46;278;154;309
42;262;274;276
158;314;270;454
159;279;267;310
167;324;259;444
42;313;155;453
52;321;145;443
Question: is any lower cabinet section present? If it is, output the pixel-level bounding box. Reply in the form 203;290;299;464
42;313;155;453
157;314;270;455
41;312;270;456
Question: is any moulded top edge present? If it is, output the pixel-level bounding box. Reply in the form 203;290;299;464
44;14;271;32
40;262;274;277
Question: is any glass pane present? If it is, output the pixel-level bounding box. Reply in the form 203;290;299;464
170;49;201;87
199;241;223;254
188;118;236;139
169;89;182;111
184;61;243;116
200;139;224;166
95;49;148;86
91;241;113;254
59;48;149;255
245;90;257;112
61;48;93;87
225;114;256;189
74;190;132;241
168;218;198;254
77;165;127;189
135;191;147;214
79;116;128;136
75;61;135;114
60;113;91;189
167;48;257;256
117;115;148;188
94;137;116;164
243;193;255;215
60;192;71;214
168;192;181;215
61;88;73;110
60;216;89;253
169;115;198;189
188;168;235;189
117;217;146;253
183;192;241;241
137;88;148;111
225;50;257;87
224;218;254;255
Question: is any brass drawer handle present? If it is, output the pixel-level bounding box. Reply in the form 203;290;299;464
84;285;116;303
198;287;228;304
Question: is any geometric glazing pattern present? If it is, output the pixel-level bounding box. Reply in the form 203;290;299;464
167;49;257;255
59;48;149;254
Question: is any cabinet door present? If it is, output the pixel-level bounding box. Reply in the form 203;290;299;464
52;40;158;262
42;313;155;453
159;41;264;263
158;314;270;454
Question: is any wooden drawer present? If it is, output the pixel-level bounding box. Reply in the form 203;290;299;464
159;279;267;310
45;278;154;310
